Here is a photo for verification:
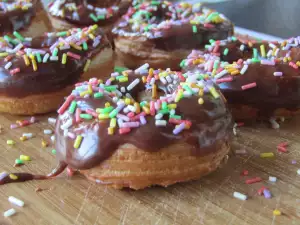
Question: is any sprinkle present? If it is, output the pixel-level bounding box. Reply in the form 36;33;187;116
127;78;140;91
119;127;131;134
89;13;98;22
245;177;262;184
68;101;77;114
0;52;9;57
80;114;93;120
216;77;233;83
20;155;31;161
62;53;67;64
233;192;247;201
269;176;277;182
48;117;57;124
22;133;33;138
50;56;58;61
4;62;12;70
43;53;50;63
253;48;258;58
297;169;300;175
241;82;257;90
155;120;167;126
260;152;274;158
9;174;18;180
23;55;30;66
8;196;24;207
263;189;272;199
74;135;83;149
3;208;16;217
192;25;197;33
57;95;75;114
83;59;91;72
7;140;15;145
198;98;204;104
223;48;229;56
258;186;266;195
173;122;186;135
209;87;220;98
273;72;283;76
41;139;48;148
260;45;266;57
67;52;81;60
15;159;24;165
13;31;24;41
52;149;56;155
273;210;281;216
43;129;52;135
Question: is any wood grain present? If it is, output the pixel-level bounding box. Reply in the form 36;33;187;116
1;113;300;225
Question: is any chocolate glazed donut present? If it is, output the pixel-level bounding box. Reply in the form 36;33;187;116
47;0;131;32
182;36;300;128
0;66;233;190
112;1;234;70
0;25;113;115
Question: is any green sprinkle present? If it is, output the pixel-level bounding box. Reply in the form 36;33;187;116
140;101;147;107
56;31;67;37
162;102;168;110
151;0;160;5
206;12;219;22
52;48;58;56
114;66;128;73
97;106;114;114
159;108;169;115
94;92;103;99
36;53;42;63
192;25;198;33
209;39;215;44
104;85;117;91
205;44;212;49
231;36;238;41
13;31;24;41
3;35;13;43
251;58;260;63
223;48;229;56
52;149;56;155
183;85;193;95
97;14;105;20
89;13;98;22
68;101;77;114
179;59;186;68
253;48;258;59
213;60;219;69
116;75;126;80
15;159;24;165
80;114;93;120
170;115;182;119
82;42;88;51
109;109;118;118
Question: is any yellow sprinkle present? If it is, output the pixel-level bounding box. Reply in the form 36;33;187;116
260;45;266;57
283;57;288;63
80;91;89;97
20;155;31;161
198;98;204;104
149;68;154;76
272;48;277;56
168;104;177;109
98;79;103;84
9;174;18;180
142;76;147;83
296;61;300;67
248;42;253;48
74;135;83;149
134;102;140;113
142;106;150;114
209;87;220;99
119;77;128;82
83;59;91;72
98;114;110;120
22;6;28;10
110;118;117;128
41;139;48;148
20;136;27;141
273;209;281;216
29;54;35;60
175;89;183;102
152;84;157;99
88;33;95;40
105;102;110;107
260;152;274;158
88;84;93;94
0;52;9;57
7;140;15;145
230;70;240;75
122;71;128;76
198;89;204;96
212;68;217;76
108;127;114;135
62;53;67;64
70;43;82;50
125;98;131;105
32;59;37;71
23;55;30;66
288;57;292;61
91;24;98;30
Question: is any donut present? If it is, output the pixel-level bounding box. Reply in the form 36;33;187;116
181;36;300;127
0;0;52;37
47;0;132;33
0;66;233;189
0;25;114;115
112;1;234;70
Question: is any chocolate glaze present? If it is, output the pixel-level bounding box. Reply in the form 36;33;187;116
49;0;131;27
113;2;234;51
0;27;111;98
0;0;36;35
183;38;300;118
55;74;232;170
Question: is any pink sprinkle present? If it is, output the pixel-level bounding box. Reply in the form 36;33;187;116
86;109;98;118
273;72;283;76
119;128;131;134
150;101;155;116
121;122;140;128
75;108;81;123
207;60;214;72
127;112;135;118
260;60;275;65
57;95;75;114
10;124;19;129
10;68;20;75
67;52;81;60
204;23;214;28
241;82;257;90
67;132;76;139
289;62;298;69
237;59;244;65
216;77;233;84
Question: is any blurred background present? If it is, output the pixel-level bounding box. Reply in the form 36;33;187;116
175;0;299;38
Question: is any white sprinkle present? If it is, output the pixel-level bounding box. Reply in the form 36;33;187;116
269;43;276;49
233;192;247;201
269;117;280;129
4;61;12;70
240;64;248;75
269;176;277;182
50;56;59;61
134;63;149;74
127;78;140;91
8;196;24;207
239;44;245;51
51;135;55;142
0;172;8;180
60;119;73;130
297;169;300;175
159;76;167;84
214;69;227;79
155;120;167;126
3;208;16;217
120;87;126;93
267;49;273;57
22;133;33;138
43;53;50;63
44;129;53;135
273;72;283;77
155;113;163;120
127;105;136;112
48;117;57;124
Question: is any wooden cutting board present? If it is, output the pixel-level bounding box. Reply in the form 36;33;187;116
1;113;300;225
